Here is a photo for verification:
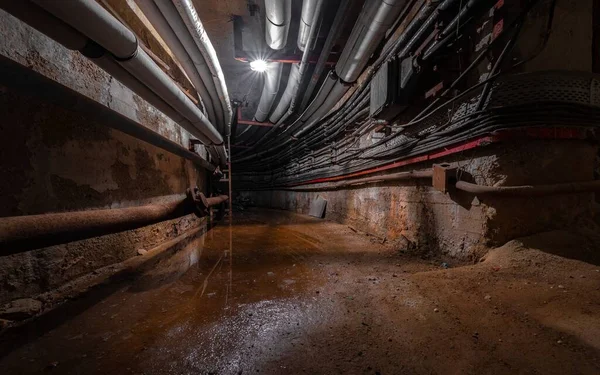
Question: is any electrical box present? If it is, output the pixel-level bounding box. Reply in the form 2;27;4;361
370;56;418;121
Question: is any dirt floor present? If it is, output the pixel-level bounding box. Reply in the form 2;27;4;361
0;208;599;374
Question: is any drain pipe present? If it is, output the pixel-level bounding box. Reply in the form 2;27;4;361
264;0;292;50
31;0;224;147
254;62;284;122
297;0;319;51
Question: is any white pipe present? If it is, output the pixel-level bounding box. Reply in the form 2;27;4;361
32;0;223;146
254;63;284;122
32;0;137;59
135;0;218;126
152;0;225;131
297;0;318;51
264;0;292;50
269;64;300;123
91;55;215;145
173;0;233;134
120;48;223;144
335;0;406;83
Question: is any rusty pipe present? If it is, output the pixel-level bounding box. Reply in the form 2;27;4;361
0;191;229;255
204;195;230;206
0;200;192;255
455;180;600;197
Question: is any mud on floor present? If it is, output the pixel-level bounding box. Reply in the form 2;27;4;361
0;208;599;374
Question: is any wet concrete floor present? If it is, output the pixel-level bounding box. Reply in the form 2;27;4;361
1;209;599;374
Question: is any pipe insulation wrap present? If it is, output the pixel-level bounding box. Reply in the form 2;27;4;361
136;0;218;126
270;63;300;123
173;0;233;131
297;0;318;51
32;0;138;59
264;0;292;50
152;0;225;132
335;0;406;83
119;48;223;144
254;62;284;122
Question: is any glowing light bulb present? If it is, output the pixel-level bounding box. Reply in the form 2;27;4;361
250;60;268;72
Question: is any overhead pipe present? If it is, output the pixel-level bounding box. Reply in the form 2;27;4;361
0;54;215;172
254;62;284;122
264;0;292;50
269;63;300;123
173;0;233;134
0;191;229;255
299;0;352;111
136;0;218;127
31;0;224;147
91;54;216;146
31;0;138;59
297;0;319;51
152;0;225;133
278;0;406;142
3;1;224;165
233;0;325;155
335;0;406;83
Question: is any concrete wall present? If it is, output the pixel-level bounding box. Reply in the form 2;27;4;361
0;11;209;310
241;140;597;260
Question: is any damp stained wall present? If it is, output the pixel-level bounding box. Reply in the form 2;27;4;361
0;10;209;307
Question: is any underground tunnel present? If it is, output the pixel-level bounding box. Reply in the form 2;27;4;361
0;0;599;373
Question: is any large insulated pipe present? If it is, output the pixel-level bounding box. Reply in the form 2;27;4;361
152;0;225;132
297;0;319;51
136;0;218;127
299;0;351;111
174;0;233;134
91;54;215;146
0;54;215;172
3;1;222;164
269;64;300;123
32;0;223;146
254;62;284;122
335;0;406;83
31;0;138;59
264;0;292;50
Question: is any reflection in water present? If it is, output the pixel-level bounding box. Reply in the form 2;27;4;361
0;210;325;374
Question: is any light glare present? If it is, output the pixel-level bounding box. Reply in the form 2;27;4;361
250;60;268;72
